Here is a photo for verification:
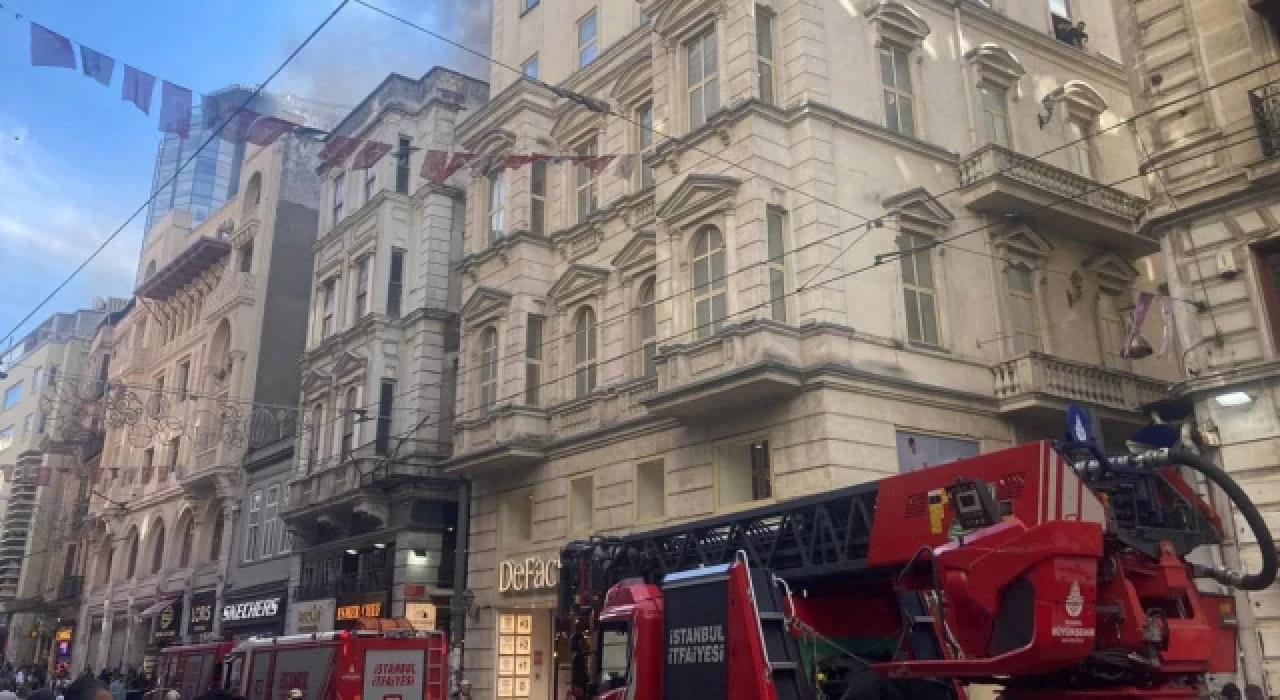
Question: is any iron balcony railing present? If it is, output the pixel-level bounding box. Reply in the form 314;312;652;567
1250;80;1280;158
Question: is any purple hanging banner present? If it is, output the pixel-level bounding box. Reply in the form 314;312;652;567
29;23;76;69
159;81;193;139
122;65;156;115
79;45;114;86
1123;291;1155;358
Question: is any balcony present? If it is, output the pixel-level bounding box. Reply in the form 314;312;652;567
957;144;1154;254
645;321;805;420
1250;80;1280;159
991;352;1170;418
136;236;231;302
447;406;551;476
294;569;390;602
204;271;258;321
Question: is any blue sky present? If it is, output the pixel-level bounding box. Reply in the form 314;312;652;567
0;0;489;348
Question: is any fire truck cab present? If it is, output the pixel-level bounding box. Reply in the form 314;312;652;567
221;629;449;700
157;641;236;700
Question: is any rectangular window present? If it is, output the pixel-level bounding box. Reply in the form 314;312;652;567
239;241;254;273
151;375;165;418
142;447;154;482
895;431;979;473
1049;0;1071;20
177;360;190;400
569;475;594;535
578;10;599;68
635;460;665;521
281;484;293;553
31;368;41;391
321;278;337;339
332;172;346;224
169;436;180;468
1006;264;1041;354
3;382;22;411
375;379;395;456
263;485;280;558
525;316;544;405
522;55;540;80
354;256;371;320
501;489;534;546
395;137;411;194
22;414;32;437
524;0;539;12
756;8;776;105
489;171;506;244
244;489;262;562
717;439;772;509
767;207;788;322
637;104;655;189
880;44;915;137
388;249;405;318
980;85;1010;148
687;27;720;130
899;232;940;346
364;164;377;203
531;160;547;235
1066;120;1094;179
1255;243;1280;348
575;140;599;223
0;426;12;452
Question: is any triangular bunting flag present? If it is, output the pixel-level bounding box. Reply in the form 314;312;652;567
247;117;295;147
30;23;75;70
352;141;393;170
319;135;362;166
421;150;476;184
122;65;156;115
79;45;114;86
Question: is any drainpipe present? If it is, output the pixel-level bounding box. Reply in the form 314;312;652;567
955;2;978;150
449;479;470;652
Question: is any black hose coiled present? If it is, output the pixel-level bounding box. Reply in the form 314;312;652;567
1169;448;1277;591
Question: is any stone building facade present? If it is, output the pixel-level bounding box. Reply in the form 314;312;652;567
282;68;487;640
1115;0;1280;690
76;130;322;673
447;1;1179;699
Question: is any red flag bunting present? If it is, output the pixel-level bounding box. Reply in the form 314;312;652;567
247;117;295;147
319;136;362;166
421;150;477;184
352;141;393;170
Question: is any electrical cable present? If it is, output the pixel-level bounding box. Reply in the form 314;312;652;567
0;0;353;350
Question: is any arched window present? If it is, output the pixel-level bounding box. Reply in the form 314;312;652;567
125;529;139;578
638;278;657;378
341;387;358;459
308;402;325;467
150;520;166;574
479;327;499;414
692;227;727;339
98;544;114;584
245;172;263;209
208;511;225;562
574;307;598;397
178;517;194;568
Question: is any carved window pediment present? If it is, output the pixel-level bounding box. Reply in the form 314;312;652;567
867;1;931;46
332;350;368;379
549;264;611;306
883;187;953;232
612;231;657;279
993;224;1053;261
551;103;605;151
300;369;332;395
472;128;518;163
965;43;1025;90
656;174;741;230
461;286;514;327
652;0;722;42
1083;252;1139;296
611;50;654;108
1060;80;1109;123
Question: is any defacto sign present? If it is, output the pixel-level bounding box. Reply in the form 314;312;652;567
498;557;560;593
222;597;281;622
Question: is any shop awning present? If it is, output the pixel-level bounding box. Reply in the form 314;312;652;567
139;597;178;618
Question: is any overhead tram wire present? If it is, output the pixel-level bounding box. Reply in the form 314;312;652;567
440;118;1268;426
0;0;353;349
348;0;1274;382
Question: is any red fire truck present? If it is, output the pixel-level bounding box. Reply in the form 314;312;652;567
157;628;448;700
558;441;1275;700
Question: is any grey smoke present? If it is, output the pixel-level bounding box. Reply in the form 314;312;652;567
276;0;492;109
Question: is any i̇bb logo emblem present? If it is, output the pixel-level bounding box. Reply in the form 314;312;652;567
1065;581;1084;619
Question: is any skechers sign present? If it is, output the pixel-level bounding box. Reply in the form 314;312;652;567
498;557;560;593
222;597;281;622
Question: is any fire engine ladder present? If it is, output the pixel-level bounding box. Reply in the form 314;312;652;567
741;554;808;700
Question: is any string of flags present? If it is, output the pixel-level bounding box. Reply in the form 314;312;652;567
0;463;188;486
28;21;302;147
27;17;645;180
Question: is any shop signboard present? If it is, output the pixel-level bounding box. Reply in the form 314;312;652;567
222;596;283;627
189;591;217;636
152;599;184;644
495;614;536;698
498;557;560;594
286;599;336;635
335;593;387;629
